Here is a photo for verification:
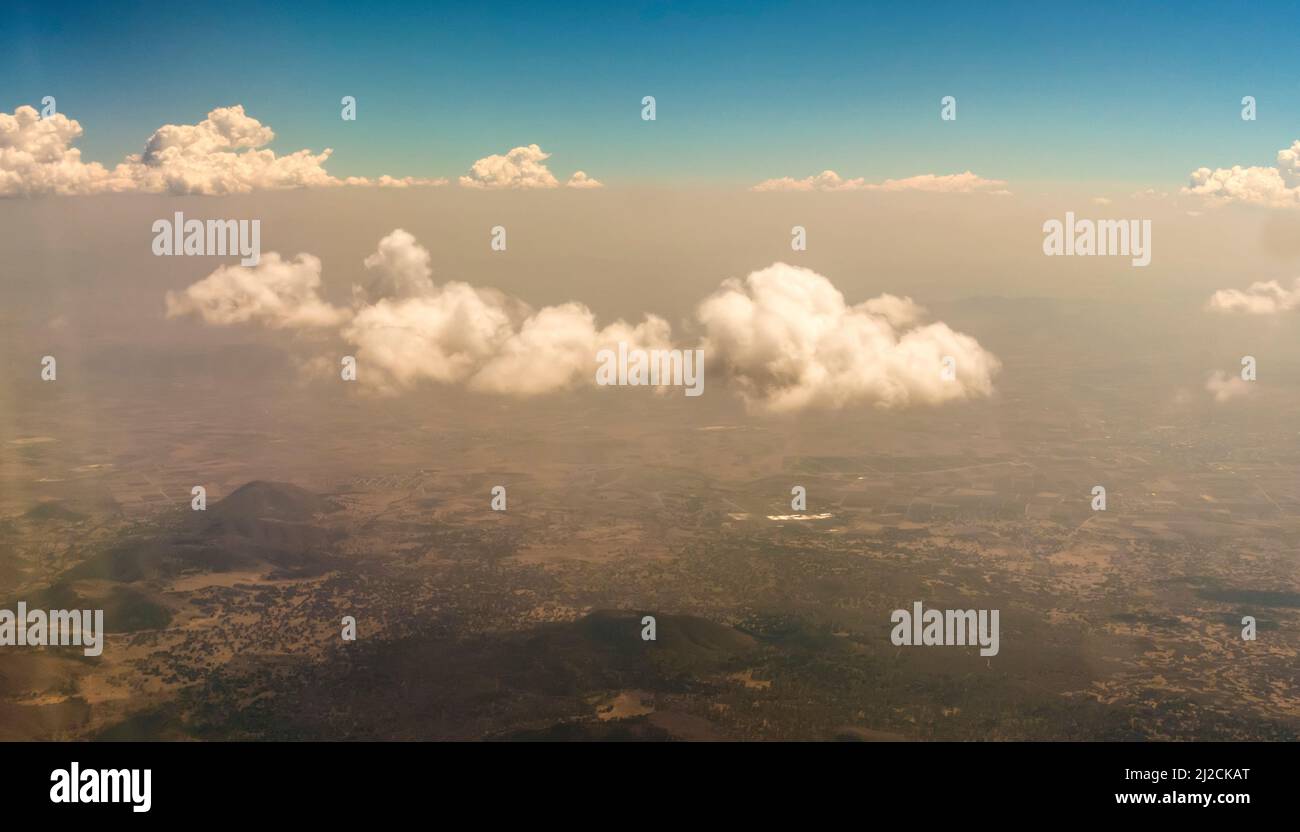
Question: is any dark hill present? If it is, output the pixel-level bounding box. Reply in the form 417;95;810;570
208;481;336;523
65;482;341;584
65;538;253;582
200;481;340;572
184;611;757;740
575;609;756;664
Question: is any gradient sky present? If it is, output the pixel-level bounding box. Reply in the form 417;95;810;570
3;0;1299;186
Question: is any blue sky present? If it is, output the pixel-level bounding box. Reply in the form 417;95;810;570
3;0;1299;186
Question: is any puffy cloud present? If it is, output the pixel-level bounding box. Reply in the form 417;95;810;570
752;169;1008;194
752;170;865;192
341;284;526;388
458;144;561;189
341;174;448;188
864;172;1010;194
122;105;445;195
1184;140;1300;208
140;105;274;163
696;262;999;412
166;229;666;395
4;105;590;197
341;229;668;393
1205;370;1252;403
467;308;670;396
0;104;442;197
566;170;604;189
168;234;999;408
165;252;350;329
456;145;601;190
1207;278;1300;314
339;230;668;394
0;106;129;196
356;228;436;303
341;284;669;396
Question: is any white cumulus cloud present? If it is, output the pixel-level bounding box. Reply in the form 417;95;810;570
167;234;999;408
339;229;666;394
458;144;562;189
1207;278;1300;314
696;262;1000;412
0;106;129;196
342;295;669;396
457;145;598;190
566;170;604;189
1184;140;1300;208
165;252;350;329
0;104;443;197
355;228;437;303
752;170;866;192
752;169;1008;194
